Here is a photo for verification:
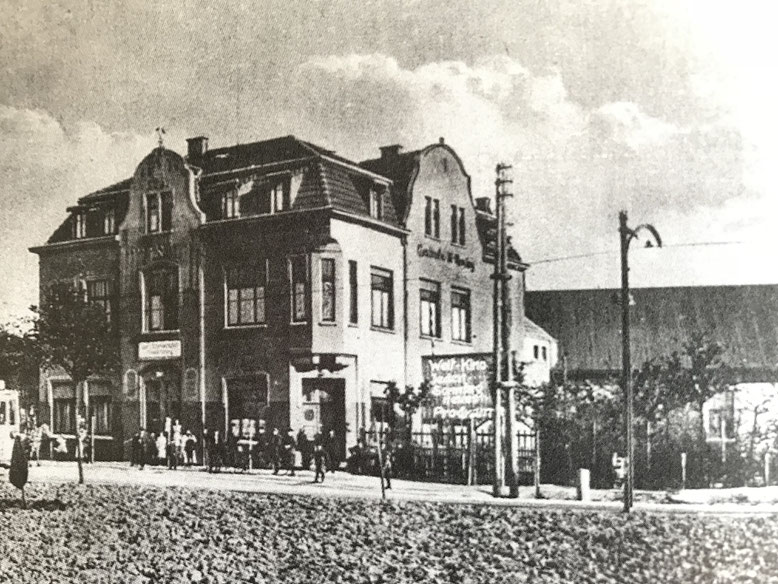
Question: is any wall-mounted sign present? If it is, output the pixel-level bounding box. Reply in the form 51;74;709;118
422;354;493;420
417;244;475;272
138;339;182;360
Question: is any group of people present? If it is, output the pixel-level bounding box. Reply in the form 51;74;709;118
203;427;342;482
130;422;198;470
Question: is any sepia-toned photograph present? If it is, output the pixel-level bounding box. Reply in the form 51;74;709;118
1;1;777;582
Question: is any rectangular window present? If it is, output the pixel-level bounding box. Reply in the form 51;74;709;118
271;181;289;213
321;258;336;322
451;205;465;245
431;198;440;237
451;288;471;342
289;255;308;323
146;192;173;232
425;197;432;236
420;279;441;338
349;260;358;324
533;345;539;360
222;190;240;219
87;280;112;322
226;262;267;326
369;189;383;220
103;207;115;235
73;212;86;239
90;396;111;434
53;398;76;434
145;268;178;331
542;346;548;361
370;396;390;424
370;267;394;329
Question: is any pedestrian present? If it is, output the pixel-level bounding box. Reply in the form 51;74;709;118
167;435;178;470
297;428;311;470
184;430;197;465
9;431;30;508
140;429;154;470
29;424;43;467
156;432;167;466
269;428;283;475
324;429;339;473
282;428;297;476
131;430;141;467
313;442;329;483
381;439;393;490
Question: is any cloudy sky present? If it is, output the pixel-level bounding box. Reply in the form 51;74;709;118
1;0;777;322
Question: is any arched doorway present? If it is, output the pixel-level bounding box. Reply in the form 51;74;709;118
140;364;181;434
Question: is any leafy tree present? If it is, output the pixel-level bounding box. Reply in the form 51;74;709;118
384;381;431;438
30;281;119;484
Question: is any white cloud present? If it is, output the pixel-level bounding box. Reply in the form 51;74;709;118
0;105;158;322
287;52;761;286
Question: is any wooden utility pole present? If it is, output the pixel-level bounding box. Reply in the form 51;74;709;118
619;211;633;512
491;165;507;498
498;164;519;499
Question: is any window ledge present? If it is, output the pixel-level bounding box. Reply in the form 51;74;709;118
424;235;442;242
318;321;337;327
290;321;308;326
370;326;396;335
451;339;473;347
224;323;268;331
420;334;442;341
347;322;359;328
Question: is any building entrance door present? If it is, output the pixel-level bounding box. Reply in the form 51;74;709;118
302;378;346;460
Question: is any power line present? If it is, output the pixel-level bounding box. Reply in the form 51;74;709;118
527;239;747;266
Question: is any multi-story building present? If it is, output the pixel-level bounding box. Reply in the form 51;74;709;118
31;134;548;460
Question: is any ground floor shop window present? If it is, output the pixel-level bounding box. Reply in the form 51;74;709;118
90;396;111;434
54;398;76;434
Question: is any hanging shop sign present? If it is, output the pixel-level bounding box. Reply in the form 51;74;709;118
138;339;182;360
422;354;493;420
416;244;475;272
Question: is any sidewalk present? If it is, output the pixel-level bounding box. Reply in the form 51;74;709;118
5;461;778;515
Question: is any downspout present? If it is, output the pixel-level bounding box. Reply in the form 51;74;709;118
198;249;206;447
402;235;409;390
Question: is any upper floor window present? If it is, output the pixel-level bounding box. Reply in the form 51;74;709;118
87;280;112;322
349;260;358;325
289;255;308;323
369;189;383;221
451;205;465;245
371;267;394;330
271;182;289;213
226;262;267;326
222;190;240;219
420;279;441;338
53;398;76;434
542;346;548;361
321;258;336;322
103;207;115;235
73;211;86;239
424;197;440;238
451;288;471;342
144;267;179;331
145;191;172;233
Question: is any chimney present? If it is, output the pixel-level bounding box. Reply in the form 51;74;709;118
187;136;208;161
439;137;445;145
475;197;492;214
379;144;402;160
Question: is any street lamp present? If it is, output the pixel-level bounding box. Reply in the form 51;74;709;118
619;210;661;512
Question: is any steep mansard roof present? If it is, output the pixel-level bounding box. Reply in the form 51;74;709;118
46;136;403;244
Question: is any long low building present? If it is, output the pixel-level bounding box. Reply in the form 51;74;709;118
31;135;555;460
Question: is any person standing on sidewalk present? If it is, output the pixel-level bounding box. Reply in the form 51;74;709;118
324;429;339;474
313;442;329;483
282;428;297;476
270;428;282;475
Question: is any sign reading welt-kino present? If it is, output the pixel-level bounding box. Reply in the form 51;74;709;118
422;354;493;421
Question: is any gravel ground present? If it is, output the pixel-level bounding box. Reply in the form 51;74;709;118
1;483;777;584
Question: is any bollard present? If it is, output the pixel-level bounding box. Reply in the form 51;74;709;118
577;468;591;501
681;452;687;490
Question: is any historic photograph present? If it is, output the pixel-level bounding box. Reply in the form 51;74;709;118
1;1;777;582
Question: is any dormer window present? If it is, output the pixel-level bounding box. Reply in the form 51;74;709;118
73;211;86;239
222;190;240;219
145;191;172;233
103;207;115;235
369;188;383;221
271;182;288;213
